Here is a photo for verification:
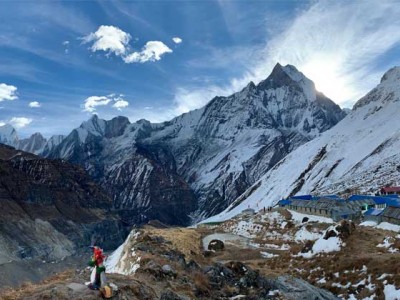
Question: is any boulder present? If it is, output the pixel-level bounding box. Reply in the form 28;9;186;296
336;220;356;239
302;217;309;223
208;239;224;251
162;265;177;277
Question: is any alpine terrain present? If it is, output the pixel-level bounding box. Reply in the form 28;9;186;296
2;63;346;225
205;66;400;222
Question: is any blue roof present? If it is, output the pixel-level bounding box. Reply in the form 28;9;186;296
290;195;312;200
278;200;292;206
312;195;344;201
364;208;383;216
385;199;400;208
348;195;395;205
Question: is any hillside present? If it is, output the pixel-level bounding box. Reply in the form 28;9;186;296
3;208;400;299
0;144;126;285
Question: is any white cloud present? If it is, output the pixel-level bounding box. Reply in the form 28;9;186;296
237;0;400;106
173;86;227;115
29;101;41;108
113;99;129;110
123;41;172;63
0;83;18;102
62;40;70;46
82;25;131;56
83;95;112;112
173;1;400;112
9;117;32;129
82;26;173;64
172;37;182;44
83;94;129;112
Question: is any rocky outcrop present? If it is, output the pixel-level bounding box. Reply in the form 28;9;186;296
271;276;339;300
0;144;126;263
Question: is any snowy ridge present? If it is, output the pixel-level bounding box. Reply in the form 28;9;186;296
204;66;400;223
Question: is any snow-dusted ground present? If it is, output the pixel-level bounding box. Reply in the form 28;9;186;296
360;221;400;232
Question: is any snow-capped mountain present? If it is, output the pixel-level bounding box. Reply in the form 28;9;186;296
40;134;65;156
46;115;197;226
17;132;47;154
43;63;345;224
205;66;400;222
146;63;345;220
0;125;65;154
0;124;18;147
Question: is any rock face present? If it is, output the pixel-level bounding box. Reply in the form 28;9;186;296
0;144;126;263
45;115;197;226
36;63;344;225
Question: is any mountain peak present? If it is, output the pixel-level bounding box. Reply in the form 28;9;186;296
30;132;45;139
105;116;131;138
0;124;18;147
380;66;400;84
257;63;316;102
0;124;16;134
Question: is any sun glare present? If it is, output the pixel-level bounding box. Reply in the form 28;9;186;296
300;59;355;106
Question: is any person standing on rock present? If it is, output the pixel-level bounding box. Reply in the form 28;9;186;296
88;246;107;290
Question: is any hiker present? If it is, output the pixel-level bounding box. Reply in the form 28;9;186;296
88;246;107;290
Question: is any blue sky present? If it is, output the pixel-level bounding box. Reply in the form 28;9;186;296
1;0;400;138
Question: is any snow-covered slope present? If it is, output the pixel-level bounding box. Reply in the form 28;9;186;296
144;63;345;220
205;66;400;222
42;63;345;225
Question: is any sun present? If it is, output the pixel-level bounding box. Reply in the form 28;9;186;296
299;58;355;107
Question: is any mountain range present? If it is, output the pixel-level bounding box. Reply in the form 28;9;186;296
0;63;346;226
